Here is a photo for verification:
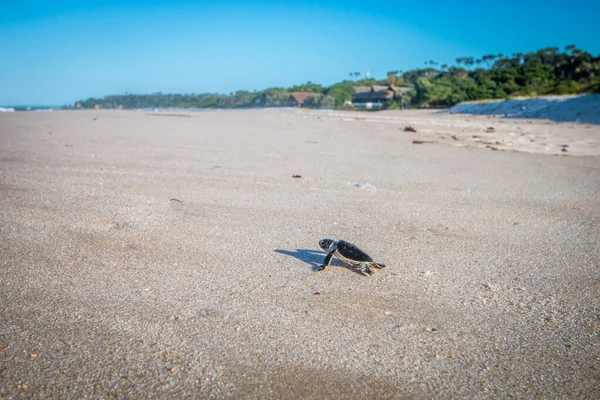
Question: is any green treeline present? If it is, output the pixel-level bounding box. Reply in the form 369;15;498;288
74;45;600;110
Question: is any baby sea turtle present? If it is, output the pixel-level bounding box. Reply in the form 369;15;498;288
318;238;386;276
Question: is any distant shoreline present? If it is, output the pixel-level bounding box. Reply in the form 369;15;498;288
0;105;60;111
6;93;599;125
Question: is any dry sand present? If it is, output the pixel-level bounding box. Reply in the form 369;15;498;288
1;109;599;398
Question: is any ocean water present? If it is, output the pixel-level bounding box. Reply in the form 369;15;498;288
0;105;59;111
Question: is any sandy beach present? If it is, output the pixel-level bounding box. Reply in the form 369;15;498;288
1;109;599;398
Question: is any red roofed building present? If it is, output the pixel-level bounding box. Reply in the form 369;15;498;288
288;92;318;107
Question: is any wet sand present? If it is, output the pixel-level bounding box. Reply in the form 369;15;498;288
1;109;599;398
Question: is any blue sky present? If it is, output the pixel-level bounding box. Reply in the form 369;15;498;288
1;0;599;105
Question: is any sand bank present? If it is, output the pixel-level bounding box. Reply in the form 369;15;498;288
448;94;600;124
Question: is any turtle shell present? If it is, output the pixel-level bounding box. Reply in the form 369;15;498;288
336;240;373;263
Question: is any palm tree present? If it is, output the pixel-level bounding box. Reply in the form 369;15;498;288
482;54;496;68
464;57;475;69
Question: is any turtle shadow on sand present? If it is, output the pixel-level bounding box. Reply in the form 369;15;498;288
274;249;364;275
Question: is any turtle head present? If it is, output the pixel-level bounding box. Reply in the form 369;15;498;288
319;238;336;251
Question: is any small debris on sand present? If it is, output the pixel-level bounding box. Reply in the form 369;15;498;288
292;175;302;178
404;126;417;132
486;127;495;133
413;140;436;145
451;135;462;141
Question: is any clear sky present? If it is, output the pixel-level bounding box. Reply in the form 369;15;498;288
1;0;599;105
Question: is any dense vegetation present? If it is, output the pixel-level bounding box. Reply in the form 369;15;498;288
74;45;599;110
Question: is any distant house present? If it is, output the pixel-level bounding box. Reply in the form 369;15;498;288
352;85;410;107
288;92;317;107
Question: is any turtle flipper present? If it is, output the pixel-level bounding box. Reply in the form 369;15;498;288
317;252;334;271
359;263;374;276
